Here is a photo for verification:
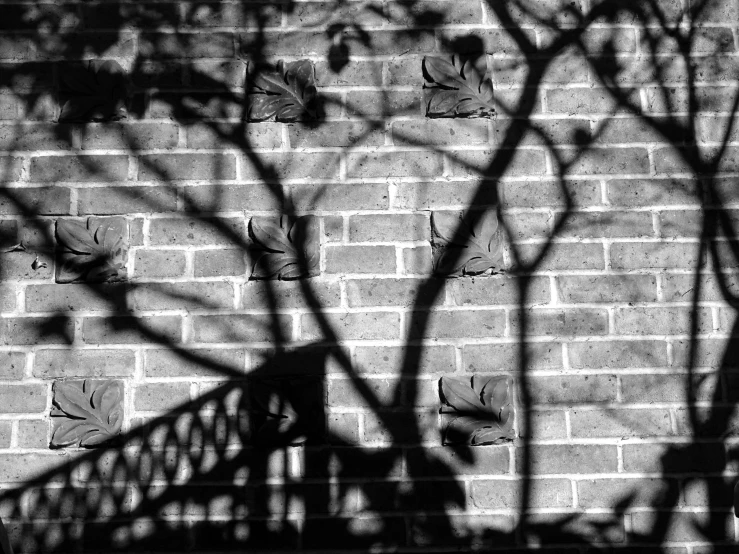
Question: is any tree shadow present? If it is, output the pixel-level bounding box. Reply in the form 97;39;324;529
0;0;737;552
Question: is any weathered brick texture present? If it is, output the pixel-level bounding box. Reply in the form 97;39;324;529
0;0;738;551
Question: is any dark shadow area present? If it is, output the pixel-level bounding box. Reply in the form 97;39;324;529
0;0;737;552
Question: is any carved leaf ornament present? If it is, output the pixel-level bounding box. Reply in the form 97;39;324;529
431;210;503;276
439;375;514;445
249;215;320;279
56;217;128;283
248;60;317;121
58;60;128;122
51;380;123;448
423;55;496;118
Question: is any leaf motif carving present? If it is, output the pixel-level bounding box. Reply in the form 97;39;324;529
431;210;504;277
50;380;124;448
248;60;317;122
58;60;129;122
249;215;320;280
439;375;514;446
248;376;324;445
55;217;129;283
423;55;496;118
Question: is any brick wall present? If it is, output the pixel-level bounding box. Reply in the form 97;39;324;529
0;0;738;551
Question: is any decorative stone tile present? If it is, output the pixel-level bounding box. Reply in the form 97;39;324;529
248;215;320;279
431;210;503;277
248;375;325;445
439;374;514;446
55;216;129;283
50;380;124;448
422;55;496;118
57;60;129;122
247;59;317;122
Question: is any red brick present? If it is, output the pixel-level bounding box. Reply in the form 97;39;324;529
407;445;510;476
671;338;739;369
510;308;609;337
354;345;455;375
578;477;676;508
409;309;506;339
494;52;589;86
17;419;48;448
82;316;182;344
138;153;237;181
346;278;437;308
288;183;390;211
396;181;498;210
666;272;718;307
33;349;135;378
325;245;396;274
614;306;713;335
134;382;192;412
242;280;341;310
345;90;422;116
570;408;672;438
134;250;187;279
79;122;178;150
190;122;280;150
464;342;563;371
519;409;567;440
501;212;552;241
555;147;650;175
189;60;247;89
193;249;245;278
192;314;292;343
392;120;487;146
623;442;725;473
363;410;438;443
149;217;245;246
0;123;74;151
0;284;14;312
529;374;617;405
0;252;53;281
241;30;434;57
621;373;718;403
301;312;400;341
78;186;178;215
484;0;586;26
30;155;128;182
0;352;25;379
471;478;572;509
448;275;550;306
611;242;702;270
289;122;384;148
607;178;699;207
546;87;640;114
569;340;668;369
630;511;733;544
0;187;71;215
315;60;383;87
130;282;234;311
145;348;246;377
522;445;618;474
140;32;234;58
25;284;124;312
515;242;605;271
558;211;654;238
346;151;442;179
0;384;46;413
557;274;658;303
449;148;547;178
402;246;432;275
242;152;340;181
494;117;591;147
328;377;399;409
0;454;70;483
1;316;74;345
348;214;428;242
